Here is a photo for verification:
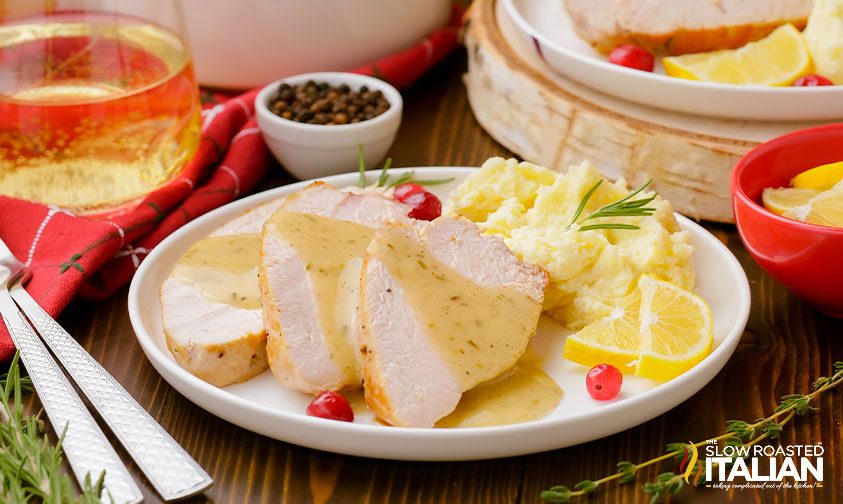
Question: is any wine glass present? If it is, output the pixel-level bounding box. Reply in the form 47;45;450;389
0;0;201;213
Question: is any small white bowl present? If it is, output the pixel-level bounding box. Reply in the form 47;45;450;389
256;72;403;180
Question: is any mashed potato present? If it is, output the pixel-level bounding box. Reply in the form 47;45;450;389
445;157;694;329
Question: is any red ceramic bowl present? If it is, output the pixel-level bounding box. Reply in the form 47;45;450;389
732;123;843;318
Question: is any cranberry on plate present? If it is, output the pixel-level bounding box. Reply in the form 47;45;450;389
586;363;623;400
608;45;655;72
393;183;425;200
393;183;442;221
306;391;354;422
793;74;834;87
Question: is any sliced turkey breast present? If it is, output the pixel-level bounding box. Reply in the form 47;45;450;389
259;182;414;394
161;197;284;387
564;0;812;55
360;216;549;427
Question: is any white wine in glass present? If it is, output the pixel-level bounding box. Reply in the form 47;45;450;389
0;0;201;214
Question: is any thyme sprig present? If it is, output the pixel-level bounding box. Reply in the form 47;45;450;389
0;353;106;503
541;361;843;503
566;179;656;232
356;144;454;189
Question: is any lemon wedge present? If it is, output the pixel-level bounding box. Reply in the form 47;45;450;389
762;187;822;215
791;161;843;191
635;275;713;381
563;275;713;382
663;24;812;86
782;181;843;227
562;290;642;373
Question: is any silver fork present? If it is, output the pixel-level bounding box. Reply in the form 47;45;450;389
0;238;213;501
0;252;143;503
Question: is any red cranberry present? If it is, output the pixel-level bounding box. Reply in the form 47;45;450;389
793;74;834;87
306;391;354;422
393;183;426;201
403;190;442;221
608;45;655;72
586;364;623;400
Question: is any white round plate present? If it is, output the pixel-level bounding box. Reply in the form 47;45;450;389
503;0;843;121
129;168;750;461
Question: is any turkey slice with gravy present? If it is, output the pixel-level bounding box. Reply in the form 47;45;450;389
360;216;549;427
160;197;284;386
259;182;414;394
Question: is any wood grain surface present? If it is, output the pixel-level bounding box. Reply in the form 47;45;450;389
15;51;843;504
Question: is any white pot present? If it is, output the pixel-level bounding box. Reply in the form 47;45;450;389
182;0;452;89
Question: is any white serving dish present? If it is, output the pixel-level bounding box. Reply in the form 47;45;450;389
129;168;751;461
256;72;402;179
503;0;843;121
182;0;452;89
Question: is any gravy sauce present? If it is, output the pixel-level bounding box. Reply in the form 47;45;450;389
437;356;562;428
172;233;261;309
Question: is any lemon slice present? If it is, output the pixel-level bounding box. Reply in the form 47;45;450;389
791;161;843;191
635;275;713;382
663;24;812;86
563;290;641;373
563;275;713;382
783;181;843;227
762;187;821;215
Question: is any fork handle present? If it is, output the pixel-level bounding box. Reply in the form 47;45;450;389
0;291;143;504
11;285;212;501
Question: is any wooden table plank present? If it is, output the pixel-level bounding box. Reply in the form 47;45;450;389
13;50;842;503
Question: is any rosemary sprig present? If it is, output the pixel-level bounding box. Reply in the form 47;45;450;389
540;361;843;503
566;180;656;232
0;353;106;503
357;144;367;188
355;143;454;189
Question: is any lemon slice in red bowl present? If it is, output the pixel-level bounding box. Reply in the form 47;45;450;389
791;161;843;191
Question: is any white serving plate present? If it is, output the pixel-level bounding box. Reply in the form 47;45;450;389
128;168;750;461
503;0;843;121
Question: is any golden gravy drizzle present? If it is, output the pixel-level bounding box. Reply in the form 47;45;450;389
172;233;261;309
269;211;374;384
436;354;562;428
370;225;541;390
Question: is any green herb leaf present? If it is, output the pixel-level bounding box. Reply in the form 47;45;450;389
777;394;812;415
386;172;413;189
665;442;686;459
813;377;830;390
726;420;753;440
540;486;572;503
761;420;784;439
574;480;598;494
413;177;455;186
357;143;367;188
617;461;637;483
377;158;393;187
578;223;641;231
569;180;602;226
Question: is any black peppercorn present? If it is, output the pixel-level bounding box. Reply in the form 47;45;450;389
268;80;391;125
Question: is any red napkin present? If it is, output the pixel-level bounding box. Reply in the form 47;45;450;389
0;7;462;361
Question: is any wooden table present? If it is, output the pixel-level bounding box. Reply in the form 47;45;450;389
39;52;843;503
